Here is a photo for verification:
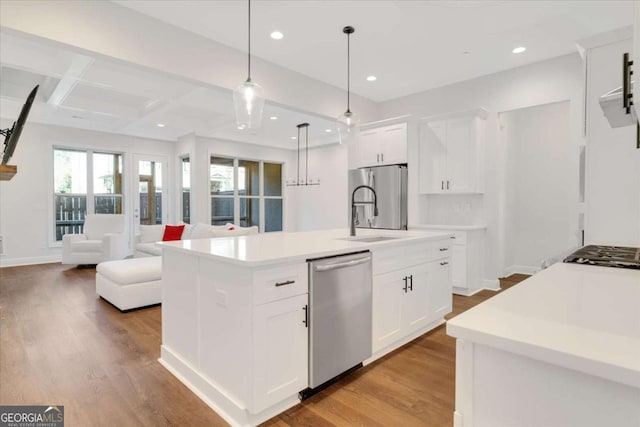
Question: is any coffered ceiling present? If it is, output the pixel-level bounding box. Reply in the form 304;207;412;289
0;31;338;148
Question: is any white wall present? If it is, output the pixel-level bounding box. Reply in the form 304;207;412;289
0;120;175;267
501;101;573;274
584;39;640;245
288;143;349;231
380;53;584;281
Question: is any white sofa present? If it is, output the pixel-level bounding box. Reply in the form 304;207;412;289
134;222;258;257
62;214;128;265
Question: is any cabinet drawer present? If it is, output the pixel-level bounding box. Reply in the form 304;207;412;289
448;231;467;245
253;263;308;305
428;239;452;261
373;242;432;275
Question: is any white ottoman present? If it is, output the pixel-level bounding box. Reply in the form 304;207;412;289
96;257;162;311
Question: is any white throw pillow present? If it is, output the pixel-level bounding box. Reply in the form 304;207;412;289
139;224;165;243
188;222;233;239
181;224;194;239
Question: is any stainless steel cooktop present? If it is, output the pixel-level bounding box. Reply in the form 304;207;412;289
563;245;640;270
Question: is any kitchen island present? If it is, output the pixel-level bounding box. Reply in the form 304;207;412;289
447;262;640;427
158;228;453;427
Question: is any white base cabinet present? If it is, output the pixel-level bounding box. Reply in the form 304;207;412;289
371;240;452;356
411;226;486;296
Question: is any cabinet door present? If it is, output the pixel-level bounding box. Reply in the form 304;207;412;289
427;260;452;323
402;263;431;334
445;117;476;193
253;294;308;412
419;121;447;193
372;269;405;353
379;123;407;165
451;244;467;289
358;128;381;167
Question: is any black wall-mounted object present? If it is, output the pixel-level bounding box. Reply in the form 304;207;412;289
1;85;39;165
623;52;634;114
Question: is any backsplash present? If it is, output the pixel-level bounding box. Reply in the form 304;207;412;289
418;194;484;225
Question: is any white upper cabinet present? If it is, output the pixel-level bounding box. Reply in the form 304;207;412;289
419;109;487;194
353;122;408;168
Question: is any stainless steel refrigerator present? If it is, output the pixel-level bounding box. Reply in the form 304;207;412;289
349;165;408;230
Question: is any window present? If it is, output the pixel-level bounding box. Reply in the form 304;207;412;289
210;156;283;232
181;156;191;224
53;148;124;241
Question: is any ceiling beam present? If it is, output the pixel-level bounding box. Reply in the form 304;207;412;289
46;54;94;107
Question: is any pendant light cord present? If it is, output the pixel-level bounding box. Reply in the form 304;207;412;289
247;0;251;81
346;31;350;112
297;125;300;184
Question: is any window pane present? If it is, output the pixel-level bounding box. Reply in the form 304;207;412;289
238;160;259;196
239;198;259;228
139;160;162;225
210;157;234;195
265;199;283;232
54;194;87;241
94;152;123;214
182;157;191;224
264;163;282;197
211;197;234;225
54;149;87;194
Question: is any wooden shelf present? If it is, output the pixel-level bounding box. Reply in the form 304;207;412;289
0;164;17;181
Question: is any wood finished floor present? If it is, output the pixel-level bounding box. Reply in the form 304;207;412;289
0;263;526;426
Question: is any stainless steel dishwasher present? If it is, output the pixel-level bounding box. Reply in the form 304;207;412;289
304;251;372;397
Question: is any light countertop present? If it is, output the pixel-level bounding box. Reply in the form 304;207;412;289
410;224;487;231
447;263;640;388
159;228;453;267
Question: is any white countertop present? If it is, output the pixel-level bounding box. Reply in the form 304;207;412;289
159;228;453;267
410;224;487;231
447;263;640;388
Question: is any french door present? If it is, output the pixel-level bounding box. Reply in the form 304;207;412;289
133;154;168;234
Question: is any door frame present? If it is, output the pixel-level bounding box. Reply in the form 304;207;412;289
132;154;169;237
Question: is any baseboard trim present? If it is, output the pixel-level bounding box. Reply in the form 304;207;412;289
504;265;539;277
482;279;501;292
0;255;61;268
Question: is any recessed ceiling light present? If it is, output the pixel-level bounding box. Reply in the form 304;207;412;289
512;46;526;54
325;129;332;133
270;31;284;40
270;116;278;120
291;136;297;140
156;123;165;127
366;75;377;82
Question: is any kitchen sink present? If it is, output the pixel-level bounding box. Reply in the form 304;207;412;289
336;235;401;243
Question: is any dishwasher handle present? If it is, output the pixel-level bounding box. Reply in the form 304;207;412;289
314;256;370;272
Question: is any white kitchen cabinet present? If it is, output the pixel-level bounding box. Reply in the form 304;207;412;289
412;226;486;296
355;122;407;168
371;240;452;355
419;109;487;194
253;293;308;413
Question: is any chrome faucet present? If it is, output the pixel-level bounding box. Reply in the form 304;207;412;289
351;185;378;237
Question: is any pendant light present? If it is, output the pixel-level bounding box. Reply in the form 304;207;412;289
233;0;265;130
286;123;320;186
337;26;360;144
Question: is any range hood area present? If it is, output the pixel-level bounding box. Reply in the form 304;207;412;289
599;85;637;127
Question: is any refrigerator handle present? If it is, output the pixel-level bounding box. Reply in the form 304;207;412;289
369;171;376;227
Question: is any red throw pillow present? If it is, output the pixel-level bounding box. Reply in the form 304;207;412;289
162;224;185;241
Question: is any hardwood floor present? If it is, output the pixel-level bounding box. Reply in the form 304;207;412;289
0;263;525;426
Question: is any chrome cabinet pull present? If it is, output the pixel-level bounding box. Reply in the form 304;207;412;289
441;181;444;190
402;276;408;293
408;275;413;291
439;247;449;251
381;153;384;162
447;180;450;190
275;280;295;287
440;261;449;266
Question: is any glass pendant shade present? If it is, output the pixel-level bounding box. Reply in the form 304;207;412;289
233;79;264;130
337;110;360;144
